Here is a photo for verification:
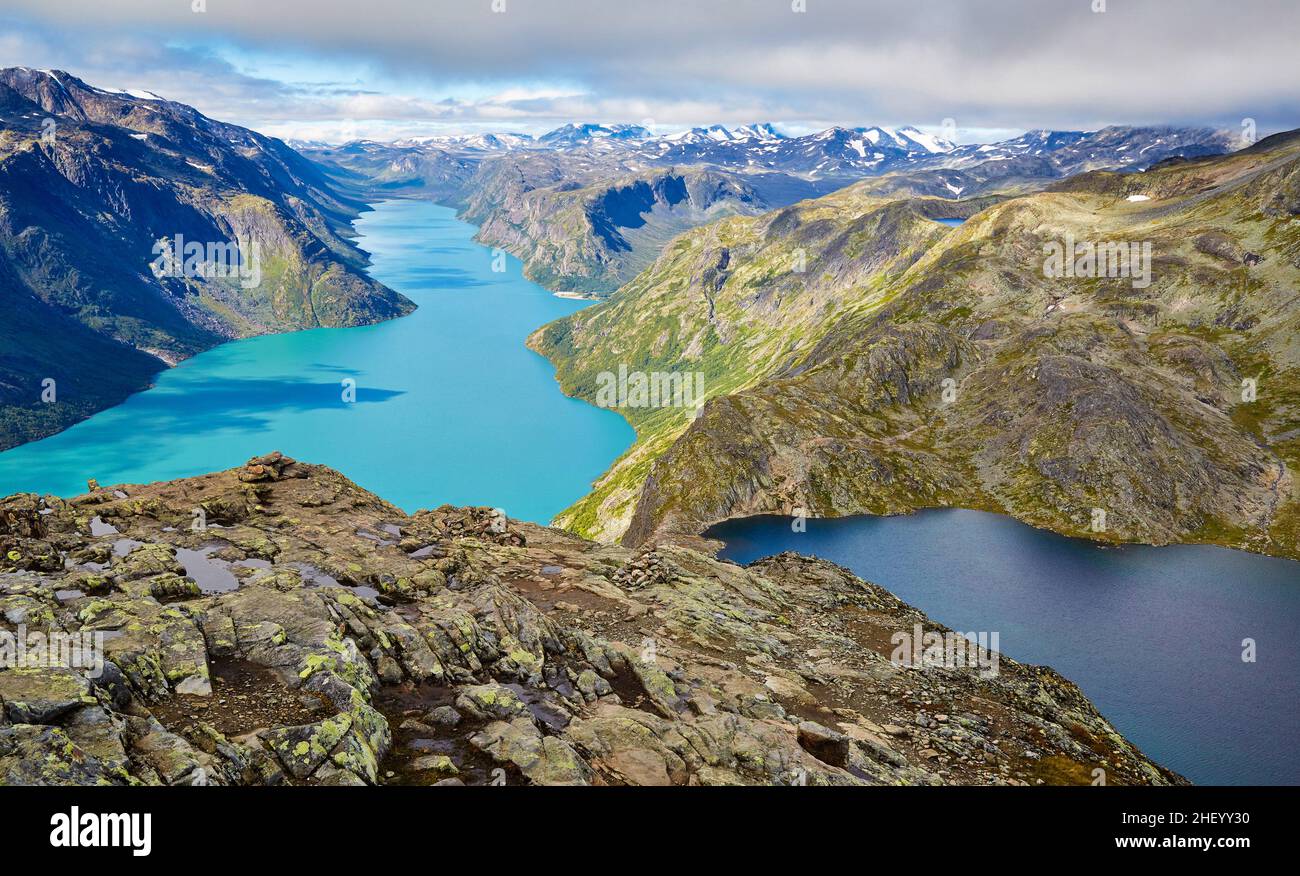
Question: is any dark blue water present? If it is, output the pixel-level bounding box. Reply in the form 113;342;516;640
708;509;1300;786
933;218;966;226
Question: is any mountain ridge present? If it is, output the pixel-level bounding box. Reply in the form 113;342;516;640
0;68;415;450
305;122;1235;296
530;128;1300;561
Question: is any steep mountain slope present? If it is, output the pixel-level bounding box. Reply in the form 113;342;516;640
0;453;1181;786
0;69;414;450
531;131;1300;561
466;166;770;294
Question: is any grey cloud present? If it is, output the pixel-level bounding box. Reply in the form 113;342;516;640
1;0;1295;137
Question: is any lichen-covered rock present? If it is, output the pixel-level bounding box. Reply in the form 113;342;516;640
0;724;127;785
455;683;531;722
470;718;591;786
261;714;354;780
0;667;96;724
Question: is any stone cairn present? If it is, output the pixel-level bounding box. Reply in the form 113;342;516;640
612;548;675;591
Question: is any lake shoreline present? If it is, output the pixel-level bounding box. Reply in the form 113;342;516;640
693;502;1300;564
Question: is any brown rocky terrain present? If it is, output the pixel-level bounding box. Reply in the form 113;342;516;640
0;453;1182;786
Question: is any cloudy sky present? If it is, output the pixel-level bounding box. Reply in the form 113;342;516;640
0;0;1295;143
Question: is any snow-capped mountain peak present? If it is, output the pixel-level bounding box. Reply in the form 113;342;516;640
732;122;785;142
853;125;955;154
538;123;651;146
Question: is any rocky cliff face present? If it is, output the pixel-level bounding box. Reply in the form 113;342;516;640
0;454;1180;786
531;131;1300;561
0;69;415;450
468;166;769;295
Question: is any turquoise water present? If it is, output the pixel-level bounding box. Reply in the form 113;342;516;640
0;200;634;523
708;510;1300;786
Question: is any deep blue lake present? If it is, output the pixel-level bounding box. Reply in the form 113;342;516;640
707;509;1300;786
0;200;634;523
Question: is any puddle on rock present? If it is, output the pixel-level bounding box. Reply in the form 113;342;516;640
176;546;240;593
112;538;144;557
290;561;380;600
89;516;119;536
288;561;339;587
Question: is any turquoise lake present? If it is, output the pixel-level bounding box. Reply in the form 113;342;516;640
708;510;1300;786
0;200;634;523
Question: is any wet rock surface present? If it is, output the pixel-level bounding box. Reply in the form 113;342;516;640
0;452;1184;786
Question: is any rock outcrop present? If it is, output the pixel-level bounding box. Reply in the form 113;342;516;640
466;166;769;295
0;454;1182;786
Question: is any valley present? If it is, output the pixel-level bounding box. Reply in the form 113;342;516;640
0;199;634;524
302;122;1232;296
1;64;1296;790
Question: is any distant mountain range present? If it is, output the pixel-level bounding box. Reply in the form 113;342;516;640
0;68;413;450
305;120;1234;180
303;121;1237;294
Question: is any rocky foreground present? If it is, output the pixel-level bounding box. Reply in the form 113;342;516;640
0;453;1183;786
